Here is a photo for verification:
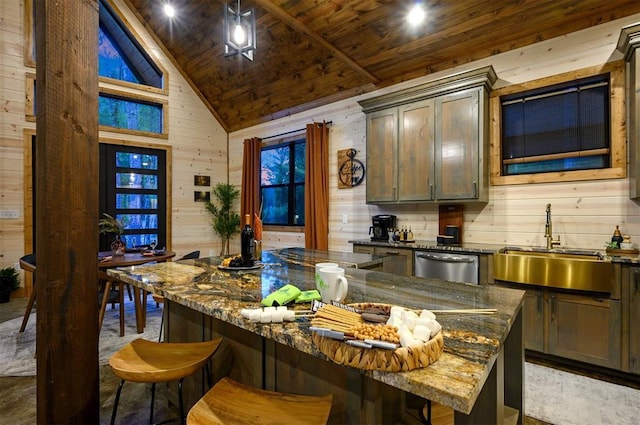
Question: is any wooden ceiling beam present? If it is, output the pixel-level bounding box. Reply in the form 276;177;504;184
253;0;380;84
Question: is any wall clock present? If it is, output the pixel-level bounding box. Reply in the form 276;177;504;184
338;148;365;189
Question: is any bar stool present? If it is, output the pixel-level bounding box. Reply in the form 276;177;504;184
186;377;333;425
109;338;222;425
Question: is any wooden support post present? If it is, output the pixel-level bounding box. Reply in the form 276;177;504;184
34;0;100;423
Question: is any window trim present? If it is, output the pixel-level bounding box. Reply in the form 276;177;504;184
25;72;36;122
490;61;626;185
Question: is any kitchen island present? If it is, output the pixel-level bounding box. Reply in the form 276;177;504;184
107;248;525;424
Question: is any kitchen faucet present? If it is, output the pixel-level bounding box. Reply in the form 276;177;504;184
544;203;561;249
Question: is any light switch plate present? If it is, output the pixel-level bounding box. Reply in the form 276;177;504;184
0;210;19;219
342;214;348;224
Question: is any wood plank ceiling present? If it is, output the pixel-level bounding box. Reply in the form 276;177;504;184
126;0;640;132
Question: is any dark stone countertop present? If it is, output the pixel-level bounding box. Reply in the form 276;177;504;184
349;239;505;254
350;239;640;264
107;248;525;414
265;247;385;269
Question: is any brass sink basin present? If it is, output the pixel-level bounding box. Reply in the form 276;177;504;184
493;248;613;292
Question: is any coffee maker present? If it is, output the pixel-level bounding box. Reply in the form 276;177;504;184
369;214;396;241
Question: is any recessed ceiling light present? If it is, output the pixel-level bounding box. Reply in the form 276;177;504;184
163;4;176;18
407;4;426;26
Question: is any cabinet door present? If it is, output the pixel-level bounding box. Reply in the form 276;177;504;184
353;245;375;255
374;247;413;276
523;289;545;352
630;268;640;374
548;292;621;369
366;109;397;203
435;89;480;200
398;99;435;201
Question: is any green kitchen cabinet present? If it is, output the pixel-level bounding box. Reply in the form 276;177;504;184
373;246;414;276
497;281;622;370
628;267;640;374
360;66;496;204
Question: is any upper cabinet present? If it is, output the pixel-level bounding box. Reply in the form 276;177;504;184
618;25;640;200
359;66;496;204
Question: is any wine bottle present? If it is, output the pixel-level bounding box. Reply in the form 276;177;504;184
241;214;254;266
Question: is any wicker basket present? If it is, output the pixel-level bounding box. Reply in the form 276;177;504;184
311;303;444;372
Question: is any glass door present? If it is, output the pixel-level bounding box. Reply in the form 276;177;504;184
99;144;166;251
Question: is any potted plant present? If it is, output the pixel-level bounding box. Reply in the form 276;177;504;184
0;266;20;303
205;183;241;256
99;213;126;256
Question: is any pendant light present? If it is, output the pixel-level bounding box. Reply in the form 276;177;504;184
224;0;256;61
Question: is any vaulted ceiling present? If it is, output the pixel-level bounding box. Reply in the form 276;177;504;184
126;0;640;132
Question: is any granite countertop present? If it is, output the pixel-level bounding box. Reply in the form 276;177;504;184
265;246;385;269
350;239;640;264
107;248;525;415
350;239;505;254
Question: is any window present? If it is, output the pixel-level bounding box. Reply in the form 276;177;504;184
98;91;164;134
260;139;306;226
490;62;626;185
501;75;610;176
25;0;168;137
99;144;167;251
98;0;163;89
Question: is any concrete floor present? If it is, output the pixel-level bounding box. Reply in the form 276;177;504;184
0;297;178;425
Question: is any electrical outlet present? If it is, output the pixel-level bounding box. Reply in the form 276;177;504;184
0;210;19;219
342;214;348;224
208;249;215;257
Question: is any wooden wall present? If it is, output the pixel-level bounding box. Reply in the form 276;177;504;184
3;2;640;294
0;0;228;292
229;13;640;253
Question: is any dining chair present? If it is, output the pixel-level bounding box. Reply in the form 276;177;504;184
18;254;36;333
153;250;201;341
98;272;126;337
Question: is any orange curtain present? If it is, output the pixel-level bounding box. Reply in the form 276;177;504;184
241;137;262;224
304;122;329;250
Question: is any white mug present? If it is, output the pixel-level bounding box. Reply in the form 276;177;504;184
316;267;348;303
315;262;338;287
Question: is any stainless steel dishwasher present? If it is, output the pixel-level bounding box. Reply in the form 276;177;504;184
414;251;479;284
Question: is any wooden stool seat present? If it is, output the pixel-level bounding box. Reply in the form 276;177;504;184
109;338;222;425
187;377;333;425
109;338;221;383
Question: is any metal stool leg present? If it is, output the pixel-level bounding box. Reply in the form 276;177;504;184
149;382;156;424
111;380;125;425
178;378;185;425
418;400;432;425
158;308;164;342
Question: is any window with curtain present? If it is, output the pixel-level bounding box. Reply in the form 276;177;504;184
500;73;610;176
260;139;306;226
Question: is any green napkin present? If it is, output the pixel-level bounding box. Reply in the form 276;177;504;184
261;284;302;307
295;289;321;303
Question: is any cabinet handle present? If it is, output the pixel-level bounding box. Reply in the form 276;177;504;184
430;184;434;199
385;250;400;255
634;269;640;293
473;181;478;198
550;294;556;315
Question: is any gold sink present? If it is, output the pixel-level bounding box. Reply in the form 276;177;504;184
493;248;613;292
